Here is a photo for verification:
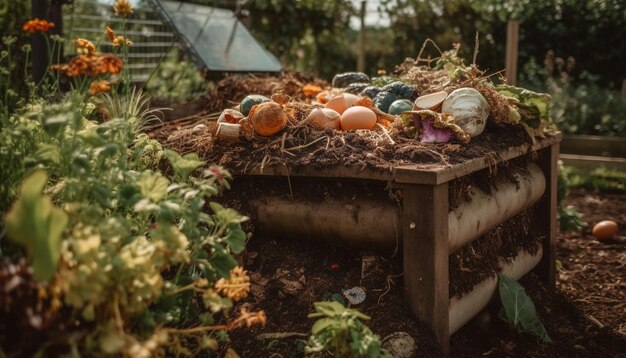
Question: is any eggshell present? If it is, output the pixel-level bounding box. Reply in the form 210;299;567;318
218;109;244;124
306;108;341;130
340;106;377;131
592;220;618;241
414;90;448;110
325;93;361;114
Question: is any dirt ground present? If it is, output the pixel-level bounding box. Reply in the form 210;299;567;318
228;188;626;357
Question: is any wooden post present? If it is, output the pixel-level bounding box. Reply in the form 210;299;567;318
505;20;519;85
31;0;49;83
356;1;366;72
30;0;65;83
402;183;450;355
535;143;559;287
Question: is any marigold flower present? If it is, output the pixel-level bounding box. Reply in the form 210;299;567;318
22;19;55;33
98;54;124;75
227;308;267;330
67;55;92;77
114;0;133;17
105;27;116;42
89;80;111;95
74;38;96;56
214;266;250;301
112;35;133;48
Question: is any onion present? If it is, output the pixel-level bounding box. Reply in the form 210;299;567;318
248;102;287;136
441;87;490;137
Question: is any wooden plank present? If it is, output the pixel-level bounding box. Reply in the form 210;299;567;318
234;134;563;185
535;143;559;287
394;133;562;185
402;184;450;355
560;135;626;158
560;154;626;171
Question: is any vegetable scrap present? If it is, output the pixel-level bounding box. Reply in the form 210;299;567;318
342;286;367;305
151;44;558;170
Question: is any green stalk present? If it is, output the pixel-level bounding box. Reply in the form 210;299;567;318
3;45;11;118
122;17;131;121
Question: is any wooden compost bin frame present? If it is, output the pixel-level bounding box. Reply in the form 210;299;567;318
231;133;561;355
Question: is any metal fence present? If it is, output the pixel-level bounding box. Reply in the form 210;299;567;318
64;0;177;82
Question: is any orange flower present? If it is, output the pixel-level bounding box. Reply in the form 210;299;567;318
22;19;55;33
113;0;133;17
89;80;111;95
99;54;124;75
112;35;133;48
74;38;96;56
105;27;116;42
66;55;92;77
49;63;69;73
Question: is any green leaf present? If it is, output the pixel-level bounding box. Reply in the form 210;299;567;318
210;202;248;225
311;318;337;335
137;171;170;202
5;170;68;281
34;144;61;164
225;223;246;254
312;301;346;317
498;274;552;342
209;247;237;278
165;149;204;180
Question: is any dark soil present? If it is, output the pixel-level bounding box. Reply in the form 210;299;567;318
227;188;626;357
558;189;626;336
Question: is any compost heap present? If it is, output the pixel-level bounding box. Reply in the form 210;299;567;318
155;45;557;171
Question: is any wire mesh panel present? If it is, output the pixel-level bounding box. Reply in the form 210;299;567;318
64;0;177;82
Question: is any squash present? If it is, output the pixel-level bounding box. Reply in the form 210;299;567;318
344;82;370;95
332;72;370;88
388;99;413;115
240;95;270;116
382;81;416;100
373;91;398;113
360;86;382;99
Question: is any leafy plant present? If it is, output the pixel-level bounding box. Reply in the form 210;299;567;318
563;166;626;193
556;162;583;232
305;301;391;358
4;170;68;281
0;3;262;355
558;206;583;233
498;274;551;343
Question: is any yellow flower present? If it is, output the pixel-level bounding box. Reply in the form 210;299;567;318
89;80;111;95
112;35;133;48
214;266;250;301
74;38;96;56
114;0;133;17
105;27;116;42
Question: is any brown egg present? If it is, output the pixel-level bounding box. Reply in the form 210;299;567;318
306;108;341;130
325;93;361;114
340;106;377;131
592;220;618;241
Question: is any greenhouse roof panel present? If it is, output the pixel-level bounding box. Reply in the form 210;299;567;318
149;0;282;72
